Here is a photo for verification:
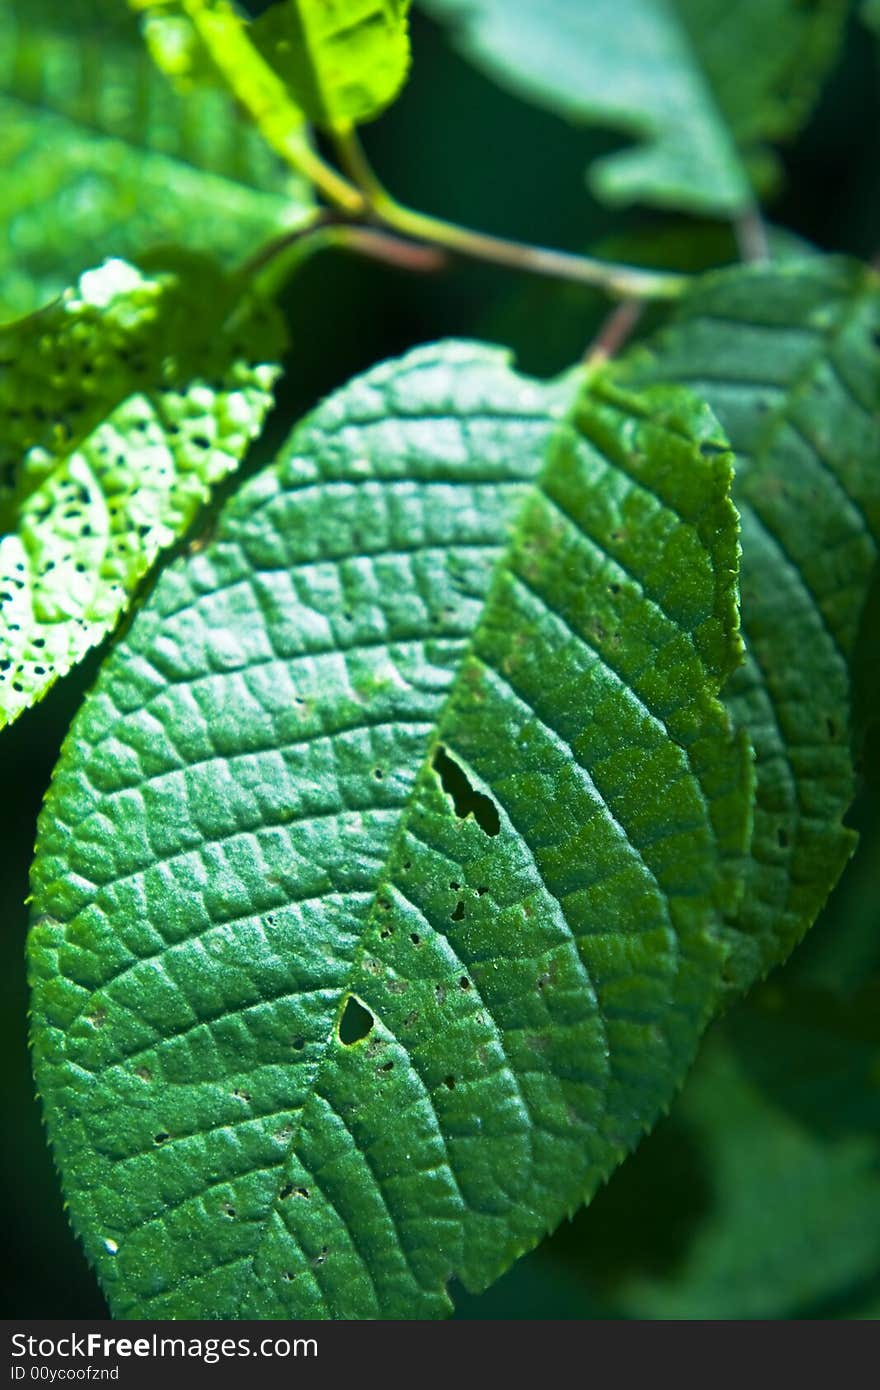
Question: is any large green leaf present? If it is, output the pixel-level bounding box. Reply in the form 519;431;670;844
420;0;847;216
624;258;880;988
0;256;284;729
29;342;751;1317
0;0;314;322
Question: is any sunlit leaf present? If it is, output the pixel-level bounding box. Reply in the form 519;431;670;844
0;256;284;728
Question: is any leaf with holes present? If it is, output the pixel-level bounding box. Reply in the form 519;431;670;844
0;0;315;322
420;0;847;215
252;0;413;131
622;257;880;990
0;255;284;730
28;341;753;1317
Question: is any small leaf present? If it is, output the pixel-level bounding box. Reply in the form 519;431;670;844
623;257;880;988
420;0;848;215
0;256;284;729
253;0;413;130
863;0;880;34
0;0;315;322
29;342;751;1318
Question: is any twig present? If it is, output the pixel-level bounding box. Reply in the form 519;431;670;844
585;300;645;366
334;130;689;302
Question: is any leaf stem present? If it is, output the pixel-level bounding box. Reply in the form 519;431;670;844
333;130;688;301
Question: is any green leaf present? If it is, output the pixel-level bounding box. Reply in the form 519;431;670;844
0;0;314;322
623;258;880;988
863;0;880;34
253;0;413;131
0;256;284;730
28;342;752;1318
419;0;848;216
133;0;413;137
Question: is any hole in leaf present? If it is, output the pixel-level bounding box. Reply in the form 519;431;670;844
459;977;471;991
432;745;501;836
338;995;374;1045
379;1060;394;1072
410;932;422;946
451;900;465;921
154;1132;170;1145
292;1035;306;1051
443;1075;456;1090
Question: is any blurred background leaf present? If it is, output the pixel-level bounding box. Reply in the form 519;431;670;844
419;0;848;216
0;0;314;322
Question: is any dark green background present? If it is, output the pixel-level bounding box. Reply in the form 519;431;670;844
3;9;879;1320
